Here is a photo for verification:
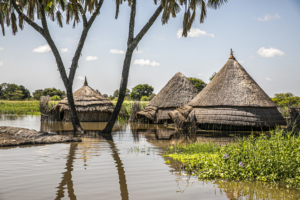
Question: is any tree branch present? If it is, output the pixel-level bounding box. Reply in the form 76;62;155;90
127;0;136;46
86;0;104;29
11;0;44;36
132;4;163;48
37;0;69;88
68;0;104;86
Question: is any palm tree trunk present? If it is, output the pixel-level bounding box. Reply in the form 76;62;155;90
66;87;83;132
101;3;163;134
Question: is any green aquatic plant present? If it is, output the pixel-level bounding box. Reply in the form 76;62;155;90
166;129;300;188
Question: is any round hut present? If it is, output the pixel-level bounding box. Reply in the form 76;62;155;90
168;50;286;131
136;72;199;123
49;77;115;122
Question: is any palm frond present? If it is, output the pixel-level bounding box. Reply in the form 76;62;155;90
200;0;206;23
207;0;227;9
11;12;18;35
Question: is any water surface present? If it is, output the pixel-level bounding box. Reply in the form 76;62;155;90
0;115;299;200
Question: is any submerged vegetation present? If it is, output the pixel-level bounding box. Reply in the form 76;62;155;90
166;129;300;188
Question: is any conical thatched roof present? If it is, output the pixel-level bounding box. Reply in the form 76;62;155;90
148;72;199;108
137;72;198;122
53;77;115;113
188;56;277;108
169;50;286;130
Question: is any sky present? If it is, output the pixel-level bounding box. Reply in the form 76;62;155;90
0;0;300;97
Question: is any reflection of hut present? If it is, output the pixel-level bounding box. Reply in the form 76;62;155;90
169;50;286;131
136;72;198;123
48;77;115;122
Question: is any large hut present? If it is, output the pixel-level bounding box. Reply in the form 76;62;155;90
47;77;115;122
168;50;286;131
136;72;199;123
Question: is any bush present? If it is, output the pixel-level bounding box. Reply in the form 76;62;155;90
140;96;149;101
113;97;118;101
166;129;300;188
50;95;61;101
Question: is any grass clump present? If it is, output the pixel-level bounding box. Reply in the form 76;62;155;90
166;129;300;188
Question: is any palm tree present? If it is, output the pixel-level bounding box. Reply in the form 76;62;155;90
0;0;105;132
102;0;228;133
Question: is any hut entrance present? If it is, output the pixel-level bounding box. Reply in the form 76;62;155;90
60;111;64;121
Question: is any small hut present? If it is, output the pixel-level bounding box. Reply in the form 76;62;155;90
136;72;198;123
168;50;286;131
48;77;115;122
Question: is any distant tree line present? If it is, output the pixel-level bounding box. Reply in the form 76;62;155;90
33;88;66;101
0;83;66;101
0;83;31;100
106;84;156;101
271;93;300;107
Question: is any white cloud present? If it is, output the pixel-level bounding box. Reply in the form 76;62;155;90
61;48;69;53
86;56;98;61
109;49;125;55
266;78;272;81
238;60;244;64
0;61;3;66
257;47;285;58
177;27;214;38
0;47;4;51
248;55;255;59
198;73;202;76
33;44;51;53
133;59;160;67
77;76;84;81
256;14;281;22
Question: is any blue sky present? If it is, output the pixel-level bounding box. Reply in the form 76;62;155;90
0;0;300;97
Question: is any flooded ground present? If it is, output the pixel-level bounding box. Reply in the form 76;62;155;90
0;115;299;200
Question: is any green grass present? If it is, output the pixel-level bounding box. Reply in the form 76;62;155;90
0;100;42;115
166;129;300;189
0;100;148;115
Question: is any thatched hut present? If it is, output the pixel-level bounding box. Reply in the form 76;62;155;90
169;50;286;131
136;72;198;123
47;77;115;122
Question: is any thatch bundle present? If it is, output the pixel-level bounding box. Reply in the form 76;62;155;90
168;50;286;131
136;72;198;123
48;77;115;122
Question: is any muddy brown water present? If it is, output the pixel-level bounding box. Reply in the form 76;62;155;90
0;115;299;200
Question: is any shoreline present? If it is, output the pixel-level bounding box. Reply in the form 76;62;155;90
0;126;82;147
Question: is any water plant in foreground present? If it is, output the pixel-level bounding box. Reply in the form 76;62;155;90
166;129;300;188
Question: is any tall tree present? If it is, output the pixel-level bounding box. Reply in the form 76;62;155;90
102;0;228;133
131;84;154;100
188;77;207;92
1;0;104;132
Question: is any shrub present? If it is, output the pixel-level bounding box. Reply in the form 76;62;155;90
166;129;300;188
140;96;149;101
50;95;61;101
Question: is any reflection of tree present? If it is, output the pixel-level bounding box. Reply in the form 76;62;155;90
103;134;129;200
55;143;78;200
214;180;300;200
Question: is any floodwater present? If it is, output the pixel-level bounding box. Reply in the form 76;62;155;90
0;115;300;200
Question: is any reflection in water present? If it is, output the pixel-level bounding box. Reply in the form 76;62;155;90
40;121;123;133
55;143;78;200
2;116;299;200
214;180;300;200
103;134;129;200
53;132;129;200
